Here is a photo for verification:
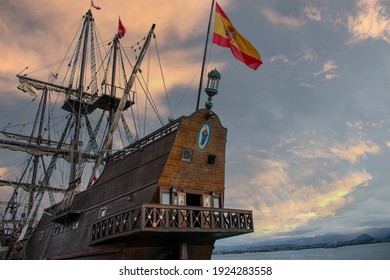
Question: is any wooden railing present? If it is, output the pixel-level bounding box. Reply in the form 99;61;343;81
107;118;181;163
90;203;253;244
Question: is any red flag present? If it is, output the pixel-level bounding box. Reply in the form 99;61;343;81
212;3;262;70
91;166;98;183
118;19;126;38
91;0;101;10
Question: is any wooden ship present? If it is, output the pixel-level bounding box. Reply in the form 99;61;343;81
0;5;253;260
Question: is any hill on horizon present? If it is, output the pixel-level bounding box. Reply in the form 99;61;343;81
215;227;390;251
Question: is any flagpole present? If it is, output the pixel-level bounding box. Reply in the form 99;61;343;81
196;0;215;111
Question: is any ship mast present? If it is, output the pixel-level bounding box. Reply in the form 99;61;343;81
1;10;155;258
54;9;101;214
0;87;56;249
107;35;119;155
0;10;100;251
28;88;48;216
88;24;156;187
69;9;93;186
196;0;215;110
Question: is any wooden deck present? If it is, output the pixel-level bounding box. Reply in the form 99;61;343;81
90;203;253;245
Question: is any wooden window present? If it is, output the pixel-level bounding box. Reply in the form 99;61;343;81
98;207;106;218
202;195;212;208
162;193;170;205
213;197;220;208
182;148;193;162
207;154;216;165
172;193;178;205
72;220;79;229
177;192;186;206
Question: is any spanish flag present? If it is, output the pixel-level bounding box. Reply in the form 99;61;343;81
212;3;262;70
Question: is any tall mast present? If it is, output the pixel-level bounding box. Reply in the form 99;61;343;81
196;0;215;111
0;87;49;247
107;35;120;155
110;36;119;99
88;24;156;187
28;88;48;216
69;10;93;185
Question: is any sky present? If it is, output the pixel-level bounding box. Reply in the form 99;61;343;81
1;0;390;246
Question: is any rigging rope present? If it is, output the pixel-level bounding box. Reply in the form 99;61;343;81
130;83;140;141
119;44;139;141
153;34;173;118
68;23;84;89
89;20;98;95
121;38;164;127
137;72;164;126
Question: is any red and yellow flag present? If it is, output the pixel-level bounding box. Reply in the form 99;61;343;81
212;3;262;70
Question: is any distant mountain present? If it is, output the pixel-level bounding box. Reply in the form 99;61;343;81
332;234;381;248
363;228;390;239
354;234;375;243
214;227;390;252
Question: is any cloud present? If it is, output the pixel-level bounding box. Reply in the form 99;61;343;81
299;83;316;88
269;46;316;67
225;120;383;239
299;46;317;62
262;4;322;28
317;60;338;73
262;8;305;28
286;125;382;165
315;171;372;214
0;1;219;116
331;138;381;163
324;73;339;80
269;54;290;64
346;120;384;130
347;0;390;43
314;60;340;80
249;159;289;188
289;146;331;160
323;60;338;72
228;155;373;238
303;4;322;22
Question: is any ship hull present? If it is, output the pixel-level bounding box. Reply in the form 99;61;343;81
22;110;253;260
45;235;216;260
24;202;252;259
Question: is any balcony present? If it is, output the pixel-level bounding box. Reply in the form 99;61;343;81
90;203;253;245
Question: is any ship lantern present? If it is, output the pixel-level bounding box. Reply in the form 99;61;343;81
205;68;221;110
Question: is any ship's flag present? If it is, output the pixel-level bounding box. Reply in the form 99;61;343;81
91;166;99;183
212;3;262;70
118;18;126;38
91;0;101;10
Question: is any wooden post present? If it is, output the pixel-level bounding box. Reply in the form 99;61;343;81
178;243;188;260
196;0;215;110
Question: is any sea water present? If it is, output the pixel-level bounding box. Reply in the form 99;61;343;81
212;242;390;260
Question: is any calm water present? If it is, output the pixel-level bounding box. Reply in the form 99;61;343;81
212;242;390;260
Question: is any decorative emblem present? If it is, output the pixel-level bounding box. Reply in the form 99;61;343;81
197;124;211;150
225;26;236;44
